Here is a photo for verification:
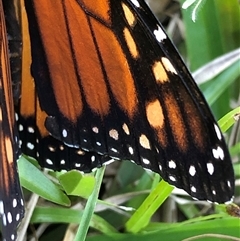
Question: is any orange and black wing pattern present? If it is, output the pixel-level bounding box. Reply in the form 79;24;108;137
17;0;235;204
0;1;24;240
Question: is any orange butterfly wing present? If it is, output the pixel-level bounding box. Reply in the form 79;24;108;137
0;1;24;239
18;0;234;203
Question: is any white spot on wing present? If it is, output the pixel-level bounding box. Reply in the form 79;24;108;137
169;175;176;182
28;126;35;133
0;201;4;214
19;124;23;131
139;134;151;149
161;57;177;74
168;160;176;169
13;199;17;208
130;0;140;7
7;212;12;223
207;163;214;175
212;146;224;160
122;123;130;135
48;146;56;152
2;214;6;226
76;150;85;155
142;158;150;165
128;146;134;155
27;142;34;150
154;25;167;42
46;159;53;165
214;124;222;140
103;159;115;166
191;186;196;193
62;129;67;137
111;148;118;153
91;156;95;162
92;126;99;133
189;165;196;176
109;129;119;140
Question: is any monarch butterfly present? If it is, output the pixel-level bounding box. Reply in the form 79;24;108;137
0;0;236;240
0;1;24;240
19;0;235;202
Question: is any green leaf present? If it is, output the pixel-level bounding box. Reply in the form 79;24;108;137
218;106;240;132
18;156;70;206
58;170;95;198
87;217;240;241
125;180;173;233
31;207;118;234
230;143;240;159
74;166;106;241
180;0;240;70
200;60;239;107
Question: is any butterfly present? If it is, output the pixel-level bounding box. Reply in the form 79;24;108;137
19;0;235;203
0;1;24;240
0;0;235;240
